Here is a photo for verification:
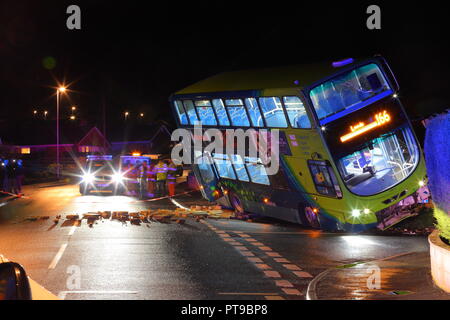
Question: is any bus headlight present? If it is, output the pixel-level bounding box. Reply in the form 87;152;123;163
363;208;371;215
351;209;361;218
82;173;94;184
419;180;425;187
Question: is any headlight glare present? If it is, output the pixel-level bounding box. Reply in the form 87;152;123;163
112;172;124;184
82;173;94;184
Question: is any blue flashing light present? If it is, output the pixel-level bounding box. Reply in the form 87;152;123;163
332;58;354;68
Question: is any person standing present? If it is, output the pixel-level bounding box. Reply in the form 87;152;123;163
14;159;24;195
138;160;149;199
155;160;168;197
6;159;16;194
123;160;132;193
147;160;156;197
0;158;5;193
166;160;177;197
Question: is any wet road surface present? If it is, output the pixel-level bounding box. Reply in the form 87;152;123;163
0;183;430;300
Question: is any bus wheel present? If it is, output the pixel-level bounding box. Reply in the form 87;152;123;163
300;206;321;229
229;192;245;216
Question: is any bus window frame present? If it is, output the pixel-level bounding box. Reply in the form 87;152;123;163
257;96;289;129
303;60;396;127
211;98;232;126
281;95;313;129
174;100;189;125
182;99;201;125
212;153;238;180
224;98;252;127
194;99;220;126
244;97;266;128
172;94;318;130
231;154;251;182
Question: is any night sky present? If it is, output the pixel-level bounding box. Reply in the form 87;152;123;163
0;1;449;144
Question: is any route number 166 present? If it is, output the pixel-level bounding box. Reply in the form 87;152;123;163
375;110;391;125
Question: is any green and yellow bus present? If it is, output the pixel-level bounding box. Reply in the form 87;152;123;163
169;56;429;232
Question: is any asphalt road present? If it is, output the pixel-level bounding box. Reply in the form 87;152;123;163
0;183;430;300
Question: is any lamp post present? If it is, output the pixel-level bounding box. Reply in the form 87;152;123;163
56;86;66;179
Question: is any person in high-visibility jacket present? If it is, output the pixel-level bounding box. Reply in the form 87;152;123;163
166;160;177;197
155;160;168;196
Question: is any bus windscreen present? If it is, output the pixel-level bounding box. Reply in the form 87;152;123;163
310;63;391;121
323;99;420;196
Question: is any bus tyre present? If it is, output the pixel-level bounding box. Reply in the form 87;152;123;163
228;191;245;217
301;207;321;229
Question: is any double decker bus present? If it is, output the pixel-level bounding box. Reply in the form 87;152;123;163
169;56;429;232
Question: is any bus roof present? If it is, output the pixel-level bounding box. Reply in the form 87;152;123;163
173;58;367;97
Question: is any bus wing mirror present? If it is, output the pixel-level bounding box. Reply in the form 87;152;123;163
0;262;32;300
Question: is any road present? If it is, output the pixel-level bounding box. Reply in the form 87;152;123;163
0;183;430;300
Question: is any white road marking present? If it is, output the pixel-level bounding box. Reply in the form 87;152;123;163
68;226;77;236
48;243;67;269
58;290;138;300
169;198;190;210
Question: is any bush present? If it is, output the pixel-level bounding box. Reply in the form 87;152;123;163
424;111;450;241
434;208;450;242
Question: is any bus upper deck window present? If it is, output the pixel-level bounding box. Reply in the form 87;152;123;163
244;98;264;127
212;99;230;126
283;96;311;129
174;100;188;125
183;100;199;124
310;63;391;120
225;99;250;127
194;100;217;126
259;97;288;128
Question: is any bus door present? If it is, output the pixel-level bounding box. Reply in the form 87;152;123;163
193;153;220;201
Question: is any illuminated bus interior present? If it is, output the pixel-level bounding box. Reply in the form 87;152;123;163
173;96;311;129
336;126;419;196
310;63;391;121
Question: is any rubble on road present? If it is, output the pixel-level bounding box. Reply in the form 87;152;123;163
65;214;80;220
20;205;237;228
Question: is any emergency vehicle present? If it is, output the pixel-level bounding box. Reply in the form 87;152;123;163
79;155;126;195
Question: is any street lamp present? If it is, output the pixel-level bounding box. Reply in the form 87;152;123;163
124;111;130;120
56;86;67;179
44;110;48;118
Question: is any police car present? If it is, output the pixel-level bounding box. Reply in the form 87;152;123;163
79;155;126;195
